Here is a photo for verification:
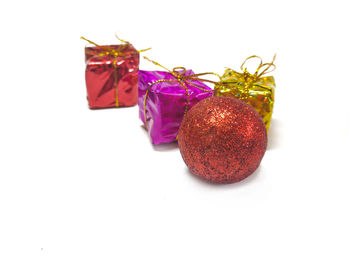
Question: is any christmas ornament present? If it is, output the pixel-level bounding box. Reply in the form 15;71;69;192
178;96;267;184
81;35;150;109
139;57;219;144
214;55;276;131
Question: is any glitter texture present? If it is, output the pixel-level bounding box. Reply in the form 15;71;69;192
178;96;267;184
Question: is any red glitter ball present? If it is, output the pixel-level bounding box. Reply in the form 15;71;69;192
178;96;267;184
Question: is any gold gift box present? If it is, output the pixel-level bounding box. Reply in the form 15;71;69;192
214;56;276;131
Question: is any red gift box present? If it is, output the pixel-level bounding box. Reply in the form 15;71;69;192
84;44;140;109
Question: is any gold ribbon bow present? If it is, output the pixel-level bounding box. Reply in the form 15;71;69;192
81;35;151;107
217;55;276;100
143;56;221;132
240;55;276;79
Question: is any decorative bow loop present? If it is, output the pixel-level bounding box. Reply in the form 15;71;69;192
238;54;276;82
81;35;151;58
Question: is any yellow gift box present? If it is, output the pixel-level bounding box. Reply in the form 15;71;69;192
214;55;276;131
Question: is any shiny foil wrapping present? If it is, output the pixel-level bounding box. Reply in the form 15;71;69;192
214;69;275;131
84;45;139;109
138;70;213;144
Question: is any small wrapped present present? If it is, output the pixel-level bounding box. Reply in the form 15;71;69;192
82;36;150;109
214;55;276;131
139;57;213;144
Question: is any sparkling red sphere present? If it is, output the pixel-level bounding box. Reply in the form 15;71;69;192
178;96;267;184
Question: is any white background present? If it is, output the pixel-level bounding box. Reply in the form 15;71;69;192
1;0;350;262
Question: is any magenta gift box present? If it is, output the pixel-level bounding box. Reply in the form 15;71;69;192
138;70;213;144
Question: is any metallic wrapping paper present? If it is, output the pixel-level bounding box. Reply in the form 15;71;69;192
214;69;275;131
84;45;139;109
138;70;213;144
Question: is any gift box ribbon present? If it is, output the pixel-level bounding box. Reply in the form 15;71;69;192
81;35;151;107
